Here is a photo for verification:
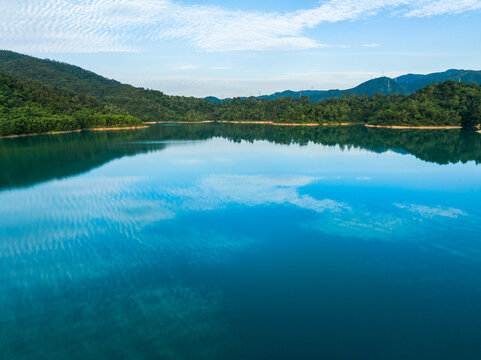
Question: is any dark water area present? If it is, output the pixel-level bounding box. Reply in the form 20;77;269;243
1;124;481;359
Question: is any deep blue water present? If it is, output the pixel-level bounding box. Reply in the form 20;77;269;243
1;124;481;359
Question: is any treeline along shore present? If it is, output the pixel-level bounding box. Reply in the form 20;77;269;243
1;50;480;137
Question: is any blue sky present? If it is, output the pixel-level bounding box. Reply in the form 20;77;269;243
1;0;480;97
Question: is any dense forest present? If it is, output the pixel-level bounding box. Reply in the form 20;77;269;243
0;50;480;136
208;81;481;127
0;74;142;136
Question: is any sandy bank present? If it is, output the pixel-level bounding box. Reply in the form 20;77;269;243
1;129;83;139
365;125;462;130
218;121;355;126
89;126;148;131
151;120;355;126
0;126;148;139
145;121;214;124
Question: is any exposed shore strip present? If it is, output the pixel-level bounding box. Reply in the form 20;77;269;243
218;121;355;126
0;126;148;139
151;120;463;129
1;122;472;139
365;124;462;129
89;126;148;131
144;121;214;124
149;120;355;126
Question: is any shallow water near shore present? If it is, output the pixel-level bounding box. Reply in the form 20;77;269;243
1;124;481;359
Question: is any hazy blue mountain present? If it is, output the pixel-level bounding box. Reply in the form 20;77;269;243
204;96;225;103
206;69;481;103
396;69;481;92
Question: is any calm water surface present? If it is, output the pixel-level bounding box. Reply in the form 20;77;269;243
1;124;481;359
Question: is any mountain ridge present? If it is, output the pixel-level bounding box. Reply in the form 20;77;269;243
206;69;481;103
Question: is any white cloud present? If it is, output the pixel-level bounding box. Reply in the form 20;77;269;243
404;0;481;17
0;0;480;53
0;173;349;254
394;203;468;218
362;43;381;48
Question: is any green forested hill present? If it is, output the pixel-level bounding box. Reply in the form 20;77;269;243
209;81;481;126
0;73;142;136
368;81;481;126
0;51;122;96
0;50;213;122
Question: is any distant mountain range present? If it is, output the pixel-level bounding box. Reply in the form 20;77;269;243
206;69;481;103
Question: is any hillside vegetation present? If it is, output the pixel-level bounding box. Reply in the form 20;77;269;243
209;81;481;127
0;74;142;136
369;81;481;127
0;50;212;123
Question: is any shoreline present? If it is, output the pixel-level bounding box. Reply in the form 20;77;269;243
218;121;356;126
0;125;148;139
152;120;466;129
144;121;214;124
89;126;148;131
150;120;356;126
1;121;473;139
365;124;462;129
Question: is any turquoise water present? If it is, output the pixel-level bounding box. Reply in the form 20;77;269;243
1;124;481;359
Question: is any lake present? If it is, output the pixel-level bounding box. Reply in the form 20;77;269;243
1;124;481;359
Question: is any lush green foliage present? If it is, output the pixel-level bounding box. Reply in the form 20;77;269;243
0;74;142;136
0;50;213;123
369;81;481;126
208;81;481;126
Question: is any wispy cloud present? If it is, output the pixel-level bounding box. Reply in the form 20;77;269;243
1;0;480;53
1;174;349;247
362;43;381;48
394;203;468;218
404;0;481;17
